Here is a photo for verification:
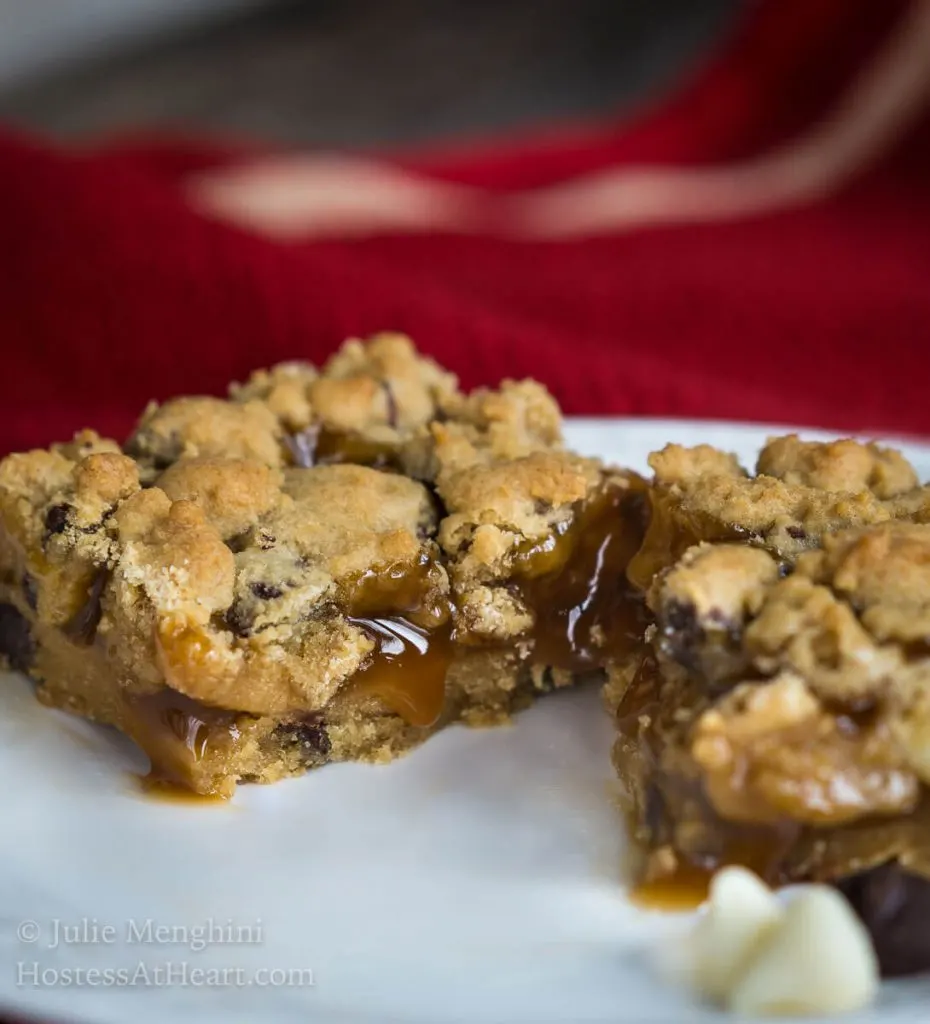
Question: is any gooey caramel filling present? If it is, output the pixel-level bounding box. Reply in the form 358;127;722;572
340;553;453;728
346;617;453;728
512;479;651;672
626;489;748;592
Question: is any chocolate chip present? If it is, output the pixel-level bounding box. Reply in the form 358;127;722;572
836;862;930;977
786;525;807;540
661;599;704;669
296;720;331;757
0;603;35;672
533;498;553;514
21;573;38;612
44;503;71;538
278;717;331;760
381;380;399;429
224;602;253;638
661;598;754;687
250;582;283;601
63;568;109;645
284;425;320;469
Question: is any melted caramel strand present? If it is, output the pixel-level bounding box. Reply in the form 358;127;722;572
513;479;651;672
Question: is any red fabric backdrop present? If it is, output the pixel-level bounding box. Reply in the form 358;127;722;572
0;0;927;456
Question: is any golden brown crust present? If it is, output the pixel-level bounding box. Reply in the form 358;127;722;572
127;397;285;475
650;443;746;487
648;521;930;819
231;333;460;454
811;523;930;643
156;458;284;540
229;361;317;431
314;332;458;433
757;434;918;499
630;438;928;590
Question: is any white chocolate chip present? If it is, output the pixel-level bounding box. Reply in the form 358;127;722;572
663;869;880;1017
729;886;879;1017
687;867;784;1002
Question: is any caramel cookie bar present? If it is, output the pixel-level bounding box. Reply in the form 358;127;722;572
0;334;647;797
612;436;930;975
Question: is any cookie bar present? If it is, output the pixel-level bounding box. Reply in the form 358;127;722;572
611;436;930;975
0;334;648;797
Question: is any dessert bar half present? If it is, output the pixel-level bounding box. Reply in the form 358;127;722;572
612;435;930;975
0;334;647;796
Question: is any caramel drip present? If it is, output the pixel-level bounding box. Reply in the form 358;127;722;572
631;864;712;911
138;777;227;804
630;844;795;911
625;489;697;593
514;481;651;672
123;689;240;798
346;616;453;728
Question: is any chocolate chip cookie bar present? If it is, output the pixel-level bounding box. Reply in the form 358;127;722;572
0;333;647;797
612;436;930;974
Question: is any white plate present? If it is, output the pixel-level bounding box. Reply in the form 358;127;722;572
2;419;930;1024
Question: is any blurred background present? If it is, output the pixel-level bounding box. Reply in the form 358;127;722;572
3;0;927;451
0;0;745;146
